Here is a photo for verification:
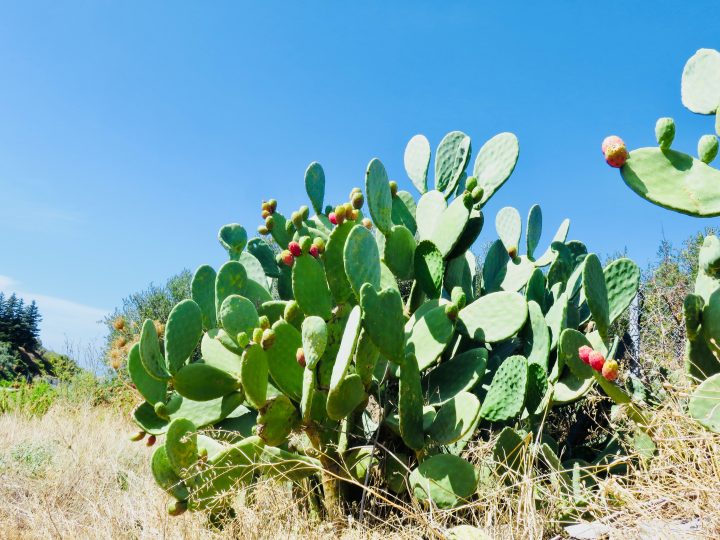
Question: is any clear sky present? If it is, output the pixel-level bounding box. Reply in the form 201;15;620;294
0;1;718;356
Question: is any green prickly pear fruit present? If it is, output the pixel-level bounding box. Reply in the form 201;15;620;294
257;225;269;235
154;402;170;420
267;199;277;212
471;186;484;203
588;350;605;371
261;328;276;350
299;205;310;219
288;241;302;257
362;218;372;230
578;345;593;365
265;215;275;231
259;315;270;330
335;204;347;220
351;192;364;209
462;190;474;209
444;303;459;321
261;200;269;210
291;211;303;228
253;327;264;345
389;180;398;197
261;209;271;219
602;135;628;168
281;250;294;267
602;359;619;381
285;219;295;234
450;287;466;309
167;500;188;516
349;187;362;199
296;347;306;368
698;135;718;164
299;236;312;253
466;176;478;192
237;331;250;348
312;236;325;254
129;431;145;442
284;300;300;321
329;212;338;225
146;435;157;447
655;117;675;149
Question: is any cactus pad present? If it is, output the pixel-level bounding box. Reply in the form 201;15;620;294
428;391;481;445
414;240;444;298
604;258;640;325
359;284;405;363
404;134;431;193
344;224;381;298
431;196;471;257
479;355;528;422
383;225;416;279
265;321;304;402
215;261;248;321
301;316;328;369
410;454;478;509
257;395;299;446
416;190;447;241
218;223;248;260
173;363;240;401
292;255;332;320
241;343;269;408
423;347;487;406
365;158;393;234
140;319;170;380
457;291;527;343
688;373;720;433
399;354;424;450
473;132;519;204
192;265;217;330
435;131;471;197
495;206;521;258
127;343;167;404
681;48;720;114
405;304;455;370
219;295;259;340
304;161;325;215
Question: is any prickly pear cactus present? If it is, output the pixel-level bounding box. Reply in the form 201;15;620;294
126;129;642;519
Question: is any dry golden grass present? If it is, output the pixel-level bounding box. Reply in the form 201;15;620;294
0;389;719;539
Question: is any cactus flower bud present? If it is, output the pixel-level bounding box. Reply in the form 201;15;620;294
261;328;276;350
267;199;277;212
655;117;675;150
389;181;398;197
281;249;294;266
698;134;719;164
129;431;146;442
258;225;269;235
146;435;157;447
362;218;372;230
296;347;306;368
309;245;319;258
588;351;605;371
578;345;593;364
236;331;249;348
288;241;302;257
602;359;619;381
265;215;275;231
444;303;459;321
252;327;264;344
329;212;338;225
602;135;628;168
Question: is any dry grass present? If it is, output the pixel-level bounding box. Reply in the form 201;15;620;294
0;390;719;540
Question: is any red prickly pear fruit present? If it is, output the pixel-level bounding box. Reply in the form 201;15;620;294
309;245;319;258
389;181;398;197
146;435;157;447
288;241;302;257
296;347;306;368
588;351;605;371
578;345;593;364
261;328;276;350
444;303;459;321
602;359;619;381
351;192;364;209
252;327;264;344
265;215;275;231
281;250;294;267
267;199;277;212
129;431;146;442
602;135;628;168
362;218;372;230
329;212;338;225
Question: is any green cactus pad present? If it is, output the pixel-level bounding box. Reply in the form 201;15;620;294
365;158;393;234
429;391;481;445
493;426;527;476
326;373;366;420
479;355;528;422
247;237;280;278
552;371;594;405
192;265;218;330
239;251;270;291
406;304;455;370
399;354;425;450
482;240;509;294
688;373;720;433
218;223;248;260
526;204;542;259
558;329;594;380
404;134;431;194
423;348;487;406
392;191;418;234
501;255;535;292
523;301;550;370
457;291;527;343
545;291;568;350
127;343;167;404
259;445;321;482
268;211;291;248
300;367;316;422
582;254;610;340
151;445;189;500
430;197;471;257
410;454;478;509
292;254;333;320
344;224;381;298
435;131;471;197
257;395;299;446
323;221;355;304
173;363;240;401
495;206;521;257
329;305;362;392
525;362;549;415
620;148;720;217
215;261;248;322
139;319;170;380
301;316;328;369
165;418;198;477
604;258;640;325
473;132;519;204
686;334;720;383
416;190;447;241
304;161;325;215
265;321;304;402
217;295;257;342
354;328;380;386
525;268;547;311
359;284;406;363
383;225;416;279
534;218;570;267
448;208;484;260
414;240;444;298
240;343;269;408
201;331;243;375
681;48;720;114
444;251;475;301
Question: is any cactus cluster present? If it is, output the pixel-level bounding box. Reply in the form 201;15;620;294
606;48;720;434
127;129;644;518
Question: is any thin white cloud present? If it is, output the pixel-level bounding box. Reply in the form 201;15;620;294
0;275;109;357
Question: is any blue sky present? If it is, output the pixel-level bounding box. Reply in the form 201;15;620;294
0;1;718;355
